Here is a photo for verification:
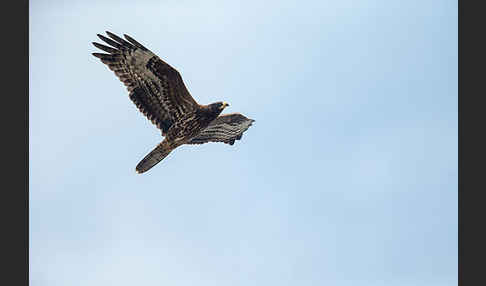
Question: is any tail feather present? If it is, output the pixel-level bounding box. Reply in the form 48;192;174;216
136;141;172;174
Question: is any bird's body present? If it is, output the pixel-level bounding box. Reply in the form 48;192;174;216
165;104;226;146
92;31;254;173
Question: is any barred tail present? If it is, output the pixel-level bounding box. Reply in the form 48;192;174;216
136;141;173;174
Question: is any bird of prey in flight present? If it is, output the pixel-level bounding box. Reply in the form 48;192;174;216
92;31;254;173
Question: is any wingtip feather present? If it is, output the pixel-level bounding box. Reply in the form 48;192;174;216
92;52;109;58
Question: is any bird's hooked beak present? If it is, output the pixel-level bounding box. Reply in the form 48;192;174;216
222;102;230;109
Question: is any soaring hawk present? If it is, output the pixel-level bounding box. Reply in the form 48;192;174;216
92;31;254;173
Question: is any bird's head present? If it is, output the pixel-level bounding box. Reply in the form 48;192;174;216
209;101;230;112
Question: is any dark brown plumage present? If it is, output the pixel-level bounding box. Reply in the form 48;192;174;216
92;31;254;173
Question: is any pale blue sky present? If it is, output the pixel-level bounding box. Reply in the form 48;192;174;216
30;0;457;285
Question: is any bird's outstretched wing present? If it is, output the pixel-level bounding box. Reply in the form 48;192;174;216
92;31;199;134
187;113;255;145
